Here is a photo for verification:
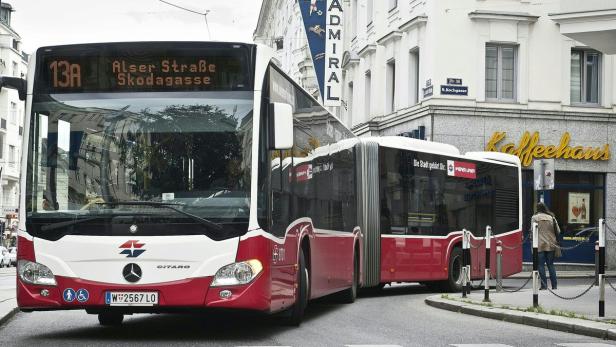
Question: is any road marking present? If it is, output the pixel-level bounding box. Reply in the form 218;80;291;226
450;345;513;347
345;345;403;347
557;344;616;347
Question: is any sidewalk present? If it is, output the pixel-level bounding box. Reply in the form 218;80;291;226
0;267;18;327
426;277;616;340
510;270;616;279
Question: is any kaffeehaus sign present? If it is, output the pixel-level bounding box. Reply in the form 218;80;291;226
486;131;610;167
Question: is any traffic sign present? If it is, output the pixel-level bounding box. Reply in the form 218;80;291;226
533;159;555;191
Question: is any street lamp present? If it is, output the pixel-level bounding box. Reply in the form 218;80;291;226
159;0;212;40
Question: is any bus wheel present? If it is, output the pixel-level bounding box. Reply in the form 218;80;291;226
445;247;463;292
284;249;309;326
98;312;124;326
338;254;359;303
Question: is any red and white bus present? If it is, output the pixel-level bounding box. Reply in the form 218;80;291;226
8;41;521;327
11;42;360;326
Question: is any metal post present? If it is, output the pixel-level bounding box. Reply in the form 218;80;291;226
496;240;503;292
532;222;539;308
465;229;472;295
599;219;605;317
484;226;491;302
462;229;468;298
595;241;600;286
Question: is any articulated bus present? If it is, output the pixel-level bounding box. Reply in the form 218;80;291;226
357;138;523;291
6;41;521;326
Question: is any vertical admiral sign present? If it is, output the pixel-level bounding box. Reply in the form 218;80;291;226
324;0;343;106
299;0;343;106
447;160;477;179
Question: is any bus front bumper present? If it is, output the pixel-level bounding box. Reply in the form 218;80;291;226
16;273;271;313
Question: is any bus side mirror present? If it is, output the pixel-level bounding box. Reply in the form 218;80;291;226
269;102;294;150
0;76;26;101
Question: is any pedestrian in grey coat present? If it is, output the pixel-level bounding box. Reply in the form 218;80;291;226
531;202;561;290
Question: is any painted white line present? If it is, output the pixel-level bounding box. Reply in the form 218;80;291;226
345;345;403;347
450;345;513;347
557;344;616;347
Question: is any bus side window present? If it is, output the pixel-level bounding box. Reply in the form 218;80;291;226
270;152;291;238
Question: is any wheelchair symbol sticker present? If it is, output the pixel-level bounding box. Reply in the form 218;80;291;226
63;288;76;303
76;288;89;303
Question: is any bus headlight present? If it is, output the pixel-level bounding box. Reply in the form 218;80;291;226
18;260;57;286
211;259;263;287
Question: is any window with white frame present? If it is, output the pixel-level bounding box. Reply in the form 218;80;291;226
10;102;16;124
409;49;420;105
485;44;516;101
12;61;17;77
351;0;358;38
8;145;15;167
347;81;354;125
389;0;398;11
571;49;601;105
366;0;373;26
365;71;371;121
386;60;396;114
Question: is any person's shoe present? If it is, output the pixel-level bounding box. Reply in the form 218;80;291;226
552;286;557;290
540;287;547;290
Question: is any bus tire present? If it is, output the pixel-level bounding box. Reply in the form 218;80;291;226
284;249;309;326
445;247;463;292
338;253;359;303
98;312;123;326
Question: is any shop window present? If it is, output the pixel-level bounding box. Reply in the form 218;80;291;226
571;49;601;105
485;44;516;102
522;171;605;237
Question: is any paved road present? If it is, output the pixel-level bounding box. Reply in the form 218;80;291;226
0;279;614;347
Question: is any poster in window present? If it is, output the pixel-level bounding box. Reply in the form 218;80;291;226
568;192;590;224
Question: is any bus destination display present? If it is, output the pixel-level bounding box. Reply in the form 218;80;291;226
39;49;250;93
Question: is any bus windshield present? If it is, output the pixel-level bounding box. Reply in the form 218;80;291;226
25;91;254;240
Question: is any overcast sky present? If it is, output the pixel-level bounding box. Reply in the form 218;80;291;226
10;0;263;54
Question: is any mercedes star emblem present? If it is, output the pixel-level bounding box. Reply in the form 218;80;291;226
122;263;142;283
129;224;138;234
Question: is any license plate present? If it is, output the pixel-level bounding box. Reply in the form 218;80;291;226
105;292;158;306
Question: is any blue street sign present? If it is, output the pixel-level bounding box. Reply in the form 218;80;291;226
299;0;327;101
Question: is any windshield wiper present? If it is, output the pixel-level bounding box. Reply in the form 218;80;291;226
41;217;101;232
96;201;224;231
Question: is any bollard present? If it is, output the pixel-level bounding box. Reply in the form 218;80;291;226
484;226;492;302
462;228;468;298
532;222;539;308
599;219;605;317
465;229;472;295
595;241;599;286
496;240;503;292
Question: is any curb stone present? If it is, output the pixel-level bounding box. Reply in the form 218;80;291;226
0;299;18;328
425;295;616;340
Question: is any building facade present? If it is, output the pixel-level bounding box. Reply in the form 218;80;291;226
254;0;320;99
0;3;27;247
254;0;616;266
340;0;616;266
